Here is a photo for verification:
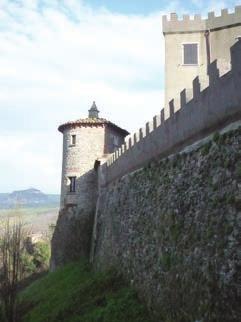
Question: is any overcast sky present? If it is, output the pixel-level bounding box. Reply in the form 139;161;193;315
0;0;239;193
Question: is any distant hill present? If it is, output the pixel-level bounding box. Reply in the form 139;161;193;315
0;188;60;209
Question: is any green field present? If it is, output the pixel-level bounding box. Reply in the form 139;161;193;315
0;206;58;217
0;207;59;234
19;261;153;322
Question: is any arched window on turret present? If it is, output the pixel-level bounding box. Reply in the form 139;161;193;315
71;135;76;146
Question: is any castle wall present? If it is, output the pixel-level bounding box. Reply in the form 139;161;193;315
90;42;241;319
163;7;241;110
102;40;241;186
92;125;241;321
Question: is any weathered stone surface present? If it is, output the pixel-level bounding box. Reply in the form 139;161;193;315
93;128;241;321
52;108;128;270
50;206;94;270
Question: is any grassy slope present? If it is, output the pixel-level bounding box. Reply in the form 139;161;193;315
19;261;153;322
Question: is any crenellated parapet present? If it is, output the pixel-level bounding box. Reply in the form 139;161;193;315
163;6;241;33
103;40;241;185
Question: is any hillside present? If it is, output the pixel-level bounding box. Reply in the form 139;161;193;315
0;188;60;209
18;261;153;322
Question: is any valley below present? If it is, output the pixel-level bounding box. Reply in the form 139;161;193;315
0;188;60;236
0;207;59;236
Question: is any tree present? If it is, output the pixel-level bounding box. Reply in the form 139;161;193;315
0;217;26;322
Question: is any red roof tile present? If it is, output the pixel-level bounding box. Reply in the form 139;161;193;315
58;117;129;136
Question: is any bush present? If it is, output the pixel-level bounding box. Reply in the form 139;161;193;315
32;242;50;271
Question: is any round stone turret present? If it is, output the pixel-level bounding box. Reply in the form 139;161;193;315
58;102;129;210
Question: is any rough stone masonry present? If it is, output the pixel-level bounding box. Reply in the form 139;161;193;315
93;127;241;321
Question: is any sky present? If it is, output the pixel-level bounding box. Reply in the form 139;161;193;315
0;0;240;194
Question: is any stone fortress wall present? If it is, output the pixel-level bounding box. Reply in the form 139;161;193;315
91;39;241;322
163;6;241;110
99;40;241;187
92;120;241;321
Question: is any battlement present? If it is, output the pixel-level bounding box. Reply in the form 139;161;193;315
103;40;241;185
163;6;241;33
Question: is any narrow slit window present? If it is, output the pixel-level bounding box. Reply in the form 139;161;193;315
183;43;198;65
71;135;76;146
69;176;76;193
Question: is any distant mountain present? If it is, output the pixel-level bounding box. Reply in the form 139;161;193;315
0;188;60;209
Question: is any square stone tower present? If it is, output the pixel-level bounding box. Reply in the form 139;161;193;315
163;6;241;112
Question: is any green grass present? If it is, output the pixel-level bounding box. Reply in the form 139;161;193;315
18;261;153;322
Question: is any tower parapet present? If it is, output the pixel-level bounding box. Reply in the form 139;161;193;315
163;6;241;34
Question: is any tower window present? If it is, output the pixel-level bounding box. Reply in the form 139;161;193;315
183;43;198;65
71;135;76;146
69;176;76;193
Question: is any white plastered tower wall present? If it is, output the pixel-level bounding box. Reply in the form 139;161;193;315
163;6;241;115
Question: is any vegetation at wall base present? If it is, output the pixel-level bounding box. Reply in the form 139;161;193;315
18;260;153;322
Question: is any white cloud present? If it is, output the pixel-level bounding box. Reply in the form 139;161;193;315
0;0;166;193
1;0;238;193
0;1;165;119
0;133;61;193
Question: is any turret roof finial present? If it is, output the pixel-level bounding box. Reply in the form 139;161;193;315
88;101;99;119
